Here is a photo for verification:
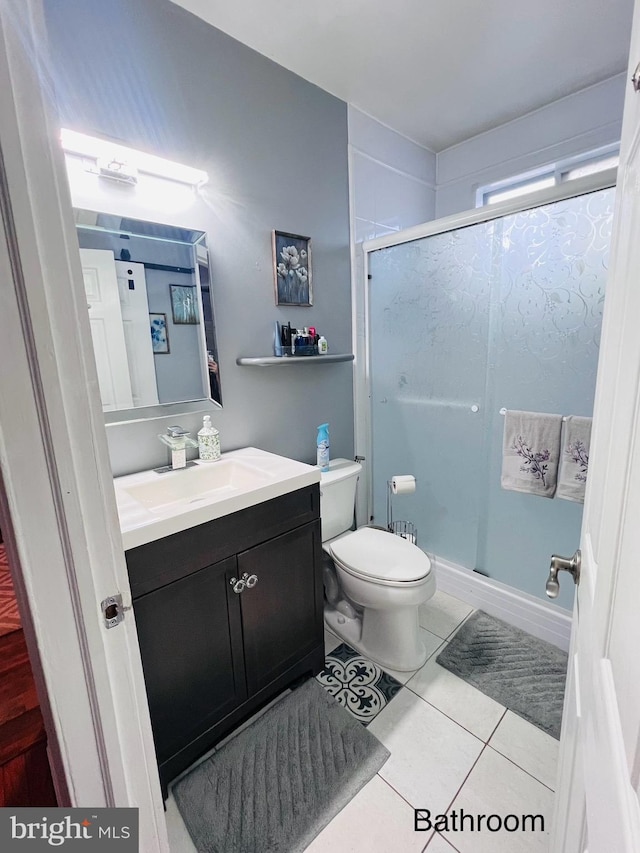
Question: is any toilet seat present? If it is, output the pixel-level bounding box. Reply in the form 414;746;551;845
329;527;431;585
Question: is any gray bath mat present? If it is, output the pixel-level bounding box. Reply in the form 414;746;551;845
436;610;568;739
172;678;390;853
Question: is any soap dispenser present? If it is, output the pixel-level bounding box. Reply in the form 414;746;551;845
198;415;221;462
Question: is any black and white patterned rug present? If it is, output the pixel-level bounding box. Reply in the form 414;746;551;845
316;643;402;725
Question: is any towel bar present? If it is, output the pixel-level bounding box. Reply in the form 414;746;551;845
499;407;567;421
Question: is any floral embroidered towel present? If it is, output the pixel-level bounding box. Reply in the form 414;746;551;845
501;410;563;498
556;416;592;503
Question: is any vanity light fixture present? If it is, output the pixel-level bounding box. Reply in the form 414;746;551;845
60;128;208;187
96;157;139;186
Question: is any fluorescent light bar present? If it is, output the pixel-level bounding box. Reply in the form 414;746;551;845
60;128;208;186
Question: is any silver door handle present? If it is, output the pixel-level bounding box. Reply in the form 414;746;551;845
245;574;258;589
546;550;581;599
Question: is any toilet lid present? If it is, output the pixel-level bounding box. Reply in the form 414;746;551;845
330;527;431;583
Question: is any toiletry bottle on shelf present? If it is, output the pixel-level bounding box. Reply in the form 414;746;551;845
317;335;328;354
274;321;283;357
198;415;221;462
317;423;330;472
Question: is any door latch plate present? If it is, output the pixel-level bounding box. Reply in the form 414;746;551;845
101;593;128;628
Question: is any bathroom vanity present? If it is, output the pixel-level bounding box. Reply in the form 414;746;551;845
114;449;325;796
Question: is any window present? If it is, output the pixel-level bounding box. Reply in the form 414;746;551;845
561;153;619;182
485;176;555;205
476;145;619;207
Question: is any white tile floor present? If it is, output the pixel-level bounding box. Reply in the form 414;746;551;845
165;590;559;853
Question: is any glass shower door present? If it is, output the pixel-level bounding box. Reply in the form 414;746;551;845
477;187;615;601
368;221;496;568
368;186;614;597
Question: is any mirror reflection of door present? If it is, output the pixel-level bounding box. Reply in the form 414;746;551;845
80;248;134;412
81;250;160;410
114;261;159;408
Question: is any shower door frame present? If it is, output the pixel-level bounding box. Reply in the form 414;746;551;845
357;168;618;526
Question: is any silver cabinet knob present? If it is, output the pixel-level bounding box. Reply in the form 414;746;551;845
230;572;250;594
230;572;258;593
546;550;581;599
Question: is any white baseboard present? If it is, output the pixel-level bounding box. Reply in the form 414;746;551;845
432;554;573;651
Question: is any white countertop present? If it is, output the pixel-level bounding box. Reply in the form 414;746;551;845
113;447;320;550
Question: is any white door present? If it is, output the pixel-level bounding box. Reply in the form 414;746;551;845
0;3;168;850
551;9;640;852
114;260;159;408
80;248;134;411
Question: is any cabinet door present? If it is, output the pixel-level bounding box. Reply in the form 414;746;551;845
238;521;323;695
133;556;245;764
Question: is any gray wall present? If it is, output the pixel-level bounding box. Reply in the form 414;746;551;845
44;0;353;476
145;268;204;404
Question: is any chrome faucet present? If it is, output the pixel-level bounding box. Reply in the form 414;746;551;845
158;425;198;470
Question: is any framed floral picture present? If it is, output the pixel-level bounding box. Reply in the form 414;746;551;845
170;284;200;324
150;313;170;354
273;230;312;306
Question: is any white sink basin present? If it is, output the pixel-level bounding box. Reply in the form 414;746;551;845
114;447;320;549
121;458;273;513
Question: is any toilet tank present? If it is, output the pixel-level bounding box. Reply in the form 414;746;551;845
320;458;362;542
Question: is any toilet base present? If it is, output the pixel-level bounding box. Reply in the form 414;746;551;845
324;603;428;672
324;604;362;647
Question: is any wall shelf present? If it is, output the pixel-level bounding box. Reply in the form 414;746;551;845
236;353;354;367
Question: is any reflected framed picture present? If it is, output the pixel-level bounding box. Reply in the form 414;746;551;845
150;313;170;354
273;230;312;306
170;284;200;324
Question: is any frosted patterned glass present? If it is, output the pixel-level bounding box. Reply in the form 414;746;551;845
369;221;495;568
479;188;614;605
368;187;615;604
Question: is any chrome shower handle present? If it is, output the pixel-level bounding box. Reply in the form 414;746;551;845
546;550;581;599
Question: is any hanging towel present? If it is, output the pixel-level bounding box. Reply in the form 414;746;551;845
556;416;592;503
501;410;563;498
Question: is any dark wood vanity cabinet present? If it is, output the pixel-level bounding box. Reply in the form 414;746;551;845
131;555;246;768
238;522;323;695
125;484;325;795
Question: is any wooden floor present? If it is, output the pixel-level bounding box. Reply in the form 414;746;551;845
0;546;21;637
0;543;57;806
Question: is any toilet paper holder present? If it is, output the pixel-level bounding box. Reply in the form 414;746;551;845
386;476;417;545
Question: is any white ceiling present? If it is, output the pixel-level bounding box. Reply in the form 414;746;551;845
170;0;634;152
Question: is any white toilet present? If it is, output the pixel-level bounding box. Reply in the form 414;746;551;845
321;458;436;671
